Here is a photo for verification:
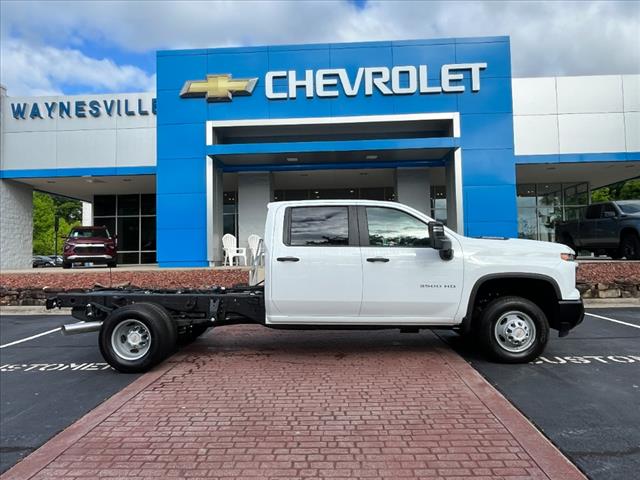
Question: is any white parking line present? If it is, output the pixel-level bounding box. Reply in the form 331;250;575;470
586;312;640;330
0;328;61;349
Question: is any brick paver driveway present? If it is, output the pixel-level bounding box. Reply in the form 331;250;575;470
3;326;584;480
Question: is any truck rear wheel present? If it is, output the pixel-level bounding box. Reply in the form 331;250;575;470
479;296;548;363
99;303;177;373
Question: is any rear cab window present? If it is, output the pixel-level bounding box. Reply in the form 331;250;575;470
285;206;351;246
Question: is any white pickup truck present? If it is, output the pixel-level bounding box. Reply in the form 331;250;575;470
47;200;584;373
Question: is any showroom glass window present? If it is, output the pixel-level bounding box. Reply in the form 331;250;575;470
366;207;430;247
288;206;349;246
93;194;156;264
430;186;447;224
223;192;238;238
517;182;589;241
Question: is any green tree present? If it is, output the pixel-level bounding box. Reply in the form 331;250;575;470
619;179;640;200
591;177;640;203
32;191;82;255
590;187;612;203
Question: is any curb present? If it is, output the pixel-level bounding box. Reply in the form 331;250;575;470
0;354;184;480
583;298;640;308
435;344;586;480
0;306;71;316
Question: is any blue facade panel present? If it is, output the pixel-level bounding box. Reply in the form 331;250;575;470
157;36;517;266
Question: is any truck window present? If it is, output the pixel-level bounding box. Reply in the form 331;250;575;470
288;206;349;246
618;201;640;214
601;203;616;218
366;207;430;247
585;205;602;220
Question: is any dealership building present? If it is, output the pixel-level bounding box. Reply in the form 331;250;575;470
1;35;638;269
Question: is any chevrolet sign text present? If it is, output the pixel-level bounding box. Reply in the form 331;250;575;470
265;63;487;99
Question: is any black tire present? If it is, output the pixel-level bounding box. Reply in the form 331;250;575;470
478;296;549;363
609;250;622;260
62;261;71;269
99;303;177;373
620;232;640;260
108;262;117;268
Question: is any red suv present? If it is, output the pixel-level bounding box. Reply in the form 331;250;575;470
63;226;117;269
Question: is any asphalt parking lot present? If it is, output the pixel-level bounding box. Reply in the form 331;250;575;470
439;307;640;480
0;315;140;474
0;307;638;478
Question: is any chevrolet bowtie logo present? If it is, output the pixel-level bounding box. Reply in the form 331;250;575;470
180;74;258;102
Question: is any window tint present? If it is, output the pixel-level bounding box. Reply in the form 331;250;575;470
70;228;108;238
94;195;115;216
366;207;430;247
289;207;349;246
585;204;602;220
601;203;617;217
118;194;139;216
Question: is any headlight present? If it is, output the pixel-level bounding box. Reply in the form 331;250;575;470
561;253;575;261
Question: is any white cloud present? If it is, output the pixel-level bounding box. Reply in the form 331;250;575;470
0;39;155;96
1;0;638;95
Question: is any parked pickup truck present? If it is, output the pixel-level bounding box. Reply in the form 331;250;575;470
47;200;584;373
555;200;640;259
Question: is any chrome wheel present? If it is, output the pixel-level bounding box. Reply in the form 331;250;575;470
493;310;536;353
111;319;151;361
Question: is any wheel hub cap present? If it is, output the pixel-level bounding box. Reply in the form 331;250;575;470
111;320;151;361
494;311;536;353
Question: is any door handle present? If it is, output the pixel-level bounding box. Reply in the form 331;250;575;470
277;256;300;262
366;257;390;263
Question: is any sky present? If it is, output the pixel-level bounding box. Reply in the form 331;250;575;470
1;0;639;96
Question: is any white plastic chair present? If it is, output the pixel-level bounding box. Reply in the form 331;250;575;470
247;234;262;264
222;234;247;266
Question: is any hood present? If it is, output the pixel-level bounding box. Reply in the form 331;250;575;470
66;237;113;244
461;236;573;256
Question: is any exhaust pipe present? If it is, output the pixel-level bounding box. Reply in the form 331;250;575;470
62;321;103;335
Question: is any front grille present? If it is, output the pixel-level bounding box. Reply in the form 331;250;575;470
75;246;106;255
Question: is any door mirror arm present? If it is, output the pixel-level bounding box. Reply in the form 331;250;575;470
428;221;454;261
439;239;454;261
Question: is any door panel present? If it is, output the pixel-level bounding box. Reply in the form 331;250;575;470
598;203;619;247
269;205;362;321
359;206;463;323
581;204;601;246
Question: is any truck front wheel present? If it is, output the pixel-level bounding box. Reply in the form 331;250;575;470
479;296;549;363
620;232;640;260
99;303;177;373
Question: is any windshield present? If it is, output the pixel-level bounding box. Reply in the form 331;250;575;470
617;201;640;214
70;228;110;238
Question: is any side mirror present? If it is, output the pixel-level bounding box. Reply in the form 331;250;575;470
428;221;453;261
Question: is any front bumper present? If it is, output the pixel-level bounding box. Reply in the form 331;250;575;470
555;299;585;336
66;254;114;264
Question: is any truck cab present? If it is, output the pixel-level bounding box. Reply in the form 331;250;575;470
555;200;640;259
265;201;582;338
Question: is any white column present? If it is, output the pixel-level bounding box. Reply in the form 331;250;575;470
81;202;93;226
206;157;224;266
445;149;464;233
0;179;33;270
395;168;431;215
238;172;272;249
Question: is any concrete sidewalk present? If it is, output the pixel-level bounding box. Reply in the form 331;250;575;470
1;327;585;480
